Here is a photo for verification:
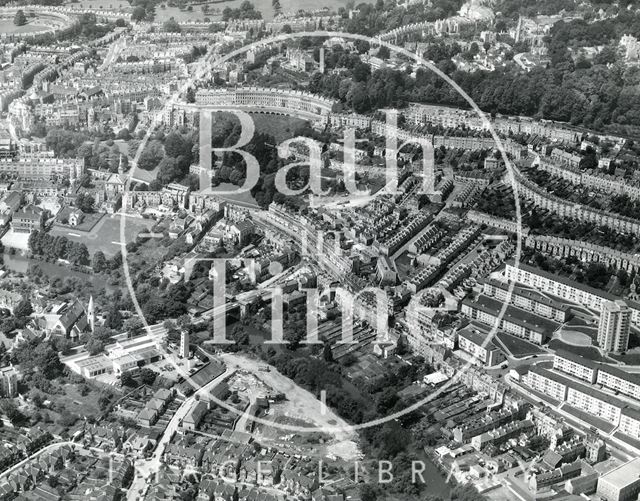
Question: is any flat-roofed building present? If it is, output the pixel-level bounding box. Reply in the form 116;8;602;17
75;355;113;378
524;366;568;402
598;300;631;353
619;407;640;441
457;326;504;367
597;365;640;402
461;293;559;345
553;350;599;384
482;277;571;322
597;457;640;501
524;366;628;428
505;260;640;326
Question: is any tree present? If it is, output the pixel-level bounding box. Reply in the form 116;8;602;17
137;141;164;171
92;250;107;273
124;317;144;337
163;18;181;33
377;46;390;60
104;305;123;330
13;10;27;26
396;334;408;356
14;297;33;318
164;132;191;159
380;421;411;457
360;485;378;501
85;338;105;356
323;342;334;363
76;193;95;213
0;399;25;425
121;372;137;387
131;6;146;21
140;368;156;385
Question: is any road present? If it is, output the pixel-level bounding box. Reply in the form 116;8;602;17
126;366;232;500
505;375;638;461
0;441;74;479
100;34;126;71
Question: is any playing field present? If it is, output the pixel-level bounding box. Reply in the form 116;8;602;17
48;214;155;257
0;20;49;34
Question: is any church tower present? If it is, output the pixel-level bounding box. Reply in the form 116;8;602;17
87;296;95;334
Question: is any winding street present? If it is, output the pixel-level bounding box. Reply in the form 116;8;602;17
0;440;74;480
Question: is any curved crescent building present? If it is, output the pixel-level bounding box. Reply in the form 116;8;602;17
194;87;336;121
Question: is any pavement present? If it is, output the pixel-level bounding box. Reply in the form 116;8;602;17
505;375;638;461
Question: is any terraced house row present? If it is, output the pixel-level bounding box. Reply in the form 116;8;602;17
513;166;640;236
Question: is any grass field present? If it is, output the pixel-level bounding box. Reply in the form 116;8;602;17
548;339;609;362
610;352;640;365
249;114;308;143
495;332;544;358
49;214;155;257
556;329;593;346
0;20;50;34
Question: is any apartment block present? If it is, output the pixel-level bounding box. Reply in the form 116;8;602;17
619;407;640;440
505;260;640;326
524;366;631;431
596;365;640;402
461;294;558;345
553;350;598;384
457;326;505;367
598;300;631;353
524;366;568;402
482;277;571;322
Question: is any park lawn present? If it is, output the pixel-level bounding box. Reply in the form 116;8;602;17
548;339;609;362
49;215;155;257
495;332;544;357
609;352;640;365
0;20;47;34
249;113;308;143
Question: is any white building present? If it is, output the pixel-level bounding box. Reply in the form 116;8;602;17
180;330;189;358
598;300;631;353
0;366;17;397
597;457;640;501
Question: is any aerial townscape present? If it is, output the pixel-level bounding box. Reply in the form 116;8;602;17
1;0;640;500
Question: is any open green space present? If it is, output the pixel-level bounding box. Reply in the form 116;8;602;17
0;20;49;34
548;339;609;362
495;332;544;357
49;215;155;257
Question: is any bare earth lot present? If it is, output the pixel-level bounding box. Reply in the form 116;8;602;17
219;352;362;461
